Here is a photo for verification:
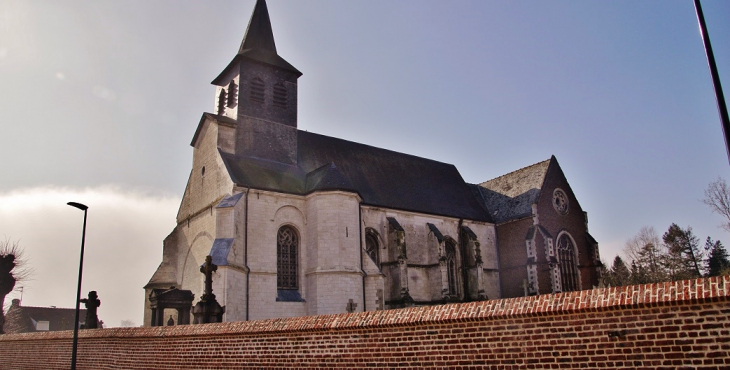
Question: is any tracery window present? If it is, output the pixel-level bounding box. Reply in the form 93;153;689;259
250;77;265;103
557;233;578;292
277;226;298;290
445;239;458;296
273;82;287;109
365;229;379;266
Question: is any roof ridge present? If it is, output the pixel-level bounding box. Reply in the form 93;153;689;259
479;157;551;186
298;130;459;169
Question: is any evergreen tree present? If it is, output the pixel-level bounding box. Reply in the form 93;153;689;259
604;256;631;287
629;260;649;285
705;237;730;277
663;224;703;280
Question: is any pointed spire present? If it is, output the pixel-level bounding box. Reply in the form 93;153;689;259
239;0;277;55
211;0;301;83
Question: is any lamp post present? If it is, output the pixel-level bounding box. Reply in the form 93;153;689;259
694;0;730;165
67;202;88;370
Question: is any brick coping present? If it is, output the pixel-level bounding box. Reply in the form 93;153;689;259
2;276;727;341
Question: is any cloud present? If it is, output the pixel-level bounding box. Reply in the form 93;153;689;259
0;186;180;327
55;72;65;80
92;85;117;102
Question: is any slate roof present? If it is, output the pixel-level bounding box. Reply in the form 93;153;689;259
476;157;552;224
212;0;301;85
3;300;86;334
220;130;493;222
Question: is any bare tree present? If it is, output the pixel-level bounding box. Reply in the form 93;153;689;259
703;177;730;231
624;226;669;284
0;239;31;334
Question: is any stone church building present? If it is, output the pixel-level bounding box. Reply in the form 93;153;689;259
144;0;601;326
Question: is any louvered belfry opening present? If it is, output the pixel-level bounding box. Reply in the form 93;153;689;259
277;226;298;290
227;80;238;107
557;234;578;292
273;82;287;108
217;89;227;115
250;77;265;103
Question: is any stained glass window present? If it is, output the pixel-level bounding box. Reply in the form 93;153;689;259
277;226;298;290
557;234;578;292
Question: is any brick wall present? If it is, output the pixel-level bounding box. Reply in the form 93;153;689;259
2;277;728;369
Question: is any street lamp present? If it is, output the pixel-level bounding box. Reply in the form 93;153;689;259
67;202;88;370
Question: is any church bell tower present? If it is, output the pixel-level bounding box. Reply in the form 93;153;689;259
211;0;302;165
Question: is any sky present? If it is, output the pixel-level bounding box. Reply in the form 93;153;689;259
1;0;729;328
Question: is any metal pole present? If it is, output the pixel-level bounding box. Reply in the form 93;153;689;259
67;202;88;370
694;0;730;165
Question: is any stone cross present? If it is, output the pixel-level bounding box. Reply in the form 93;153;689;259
345;299;357;313
200;255;217;301
80;291;101;329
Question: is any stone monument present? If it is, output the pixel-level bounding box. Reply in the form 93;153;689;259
80;291;101;329
192;256;225;324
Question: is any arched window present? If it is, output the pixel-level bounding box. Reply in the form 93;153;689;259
365;229;379;266
217;89;227;115
277;226;298;290
557;233;579;292
273;82;287;109
226;80;238;107
250;77;265;103
445;239;458;296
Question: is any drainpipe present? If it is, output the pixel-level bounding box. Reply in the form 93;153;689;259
244;189;250;321
359;203;366;312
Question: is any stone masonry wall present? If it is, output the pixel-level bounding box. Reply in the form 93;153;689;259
2;276;728;369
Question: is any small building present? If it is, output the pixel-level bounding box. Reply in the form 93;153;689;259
3;299;94;334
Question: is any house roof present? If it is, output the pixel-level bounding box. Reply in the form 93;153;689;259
3;300;86;334
220;130;493;222
476;157;553;224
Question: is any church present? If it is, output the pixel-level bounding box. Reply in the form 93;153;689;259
144;0;602;326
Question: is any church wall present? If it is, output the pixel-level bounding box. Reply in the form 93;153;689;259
177;217;215;309
236;116;298;164
361;232;385;311
216;266;248;322
178;118;235;223
363;272;385;311
145;118;236;325
462;220;500;300
246;191;308;320
361;207;499;305
536;164;598;291
496;217;532;298
303;191;362;316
